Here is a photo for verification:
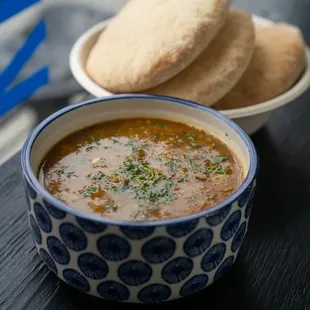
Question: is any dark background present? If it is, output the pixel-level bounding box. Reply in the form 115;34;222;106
1;0;310;309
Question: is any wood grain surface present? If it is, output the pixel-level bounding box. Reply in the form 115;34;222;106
1;1;310;309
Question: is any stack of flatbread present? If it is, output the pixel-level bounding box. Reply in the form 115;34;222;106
86;0;306;110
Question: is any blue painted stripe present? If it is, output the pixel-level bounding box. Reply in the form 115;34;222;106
0;19;46;92
0;0;40;23
0;67;49;116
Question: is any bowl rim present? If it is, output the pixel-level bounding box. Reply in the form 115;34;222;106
69;15;310;120
21;94;258;227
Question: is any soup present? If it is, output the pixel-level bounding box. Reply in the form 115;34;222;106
39;118;244;221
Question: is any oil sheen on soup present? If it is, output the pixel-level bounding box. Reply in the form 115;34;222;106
39;118;244;221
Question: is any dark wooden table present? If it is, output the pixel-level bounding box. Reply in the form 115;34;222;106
1;1;310;309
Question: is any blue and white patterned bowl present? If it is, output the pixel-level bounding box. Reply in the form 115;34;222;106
21;94;258;303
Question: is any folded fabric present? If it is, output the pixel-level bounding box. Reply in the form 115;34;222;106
0;0;48;116
0;1;116;100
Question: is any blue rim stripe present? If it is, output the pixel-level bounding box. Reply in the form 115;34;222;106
0;66;48;116
21;94;258;227
0;0;40;23
0;20;46;91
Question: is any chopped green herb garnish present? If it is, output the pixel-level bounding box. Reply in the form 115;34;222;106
190;142;201;148
83;186;98;197
107;203;118;212
185;133;196;141
120;159;175;203
214;167;225;174
124;139;135;147
156;123;165;128
165;158;179;172
188;158;200;171
214;155;228;163
204;159;227;175
91;171;106;181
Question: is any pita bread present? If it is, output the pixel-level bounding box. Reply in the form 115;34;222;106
145;9;255;107
86;0;230;92
213;23;306;110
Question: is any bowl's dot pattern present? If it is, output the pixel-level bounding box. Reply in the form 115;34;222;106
63;269;90;292
118;260;152;286
24;176;256;303
78;253;109;280
29;214;42;245
183;228;213;257
162;257;193;284
142;237;176;264
214;256;235;282
47;236;70;265
120;226;155;240
34;202;52;233
44;199;66;219
97;234;131;261
201;243;226;272
60;223;87;251
138;284;171;303
180;274;209;297
231;222;247;253
97;280;130;301
221;210;241;241
238;185;252;208
166;219;198;237
76;217;106;233
40;248;58;275
206;205;231;226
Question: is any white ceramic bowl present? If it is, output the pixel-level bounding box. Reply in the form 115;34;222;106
69;15;310;135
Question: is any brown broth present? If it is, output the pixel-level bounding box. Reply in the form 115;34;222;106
39;118;244;221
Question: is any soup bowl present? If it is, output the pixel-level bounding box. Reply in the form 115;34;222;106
21;94;258;303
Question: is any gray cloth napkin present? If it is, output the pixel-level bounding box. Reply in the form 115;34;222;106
0;2;119;100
